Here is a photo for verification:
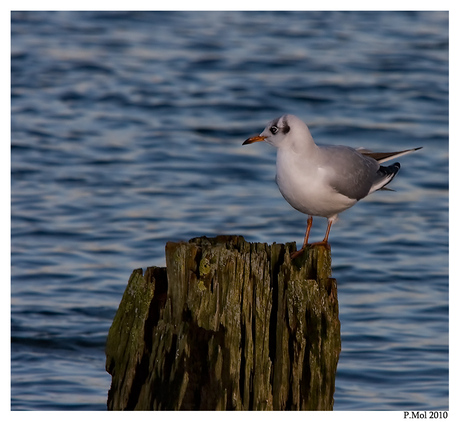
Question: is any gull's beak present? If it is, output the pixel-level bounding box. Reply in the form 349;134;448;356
243;135;267;145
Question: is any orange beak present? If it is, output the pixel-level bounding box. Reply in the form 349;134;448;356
243;135;267;145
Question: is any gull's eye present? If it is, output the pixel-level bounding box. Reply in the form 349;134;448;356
270;126;279;135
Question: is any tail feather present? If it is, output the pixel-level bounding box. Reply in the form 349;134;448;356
358;147;422;163
369;162;400;194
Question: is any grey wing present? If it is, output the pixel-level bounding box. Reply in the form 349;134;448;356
320;146;380;200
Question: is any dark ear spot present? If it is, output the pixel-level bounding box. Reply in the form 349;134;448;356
281;116;290;134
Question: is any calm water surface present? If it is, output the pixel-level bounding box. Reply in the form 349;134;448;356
11;11;448;410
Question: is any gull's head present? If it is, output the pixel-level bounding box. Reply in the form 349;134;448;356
243;114;310;149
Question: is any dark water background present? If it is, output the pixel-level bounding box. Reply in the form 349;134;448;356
11;11;448;410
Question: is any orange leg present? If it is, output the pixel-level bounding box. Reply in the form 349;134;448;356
291;216;313;259
310;219;333;247
301;215;313;249
292;218;333;258
322;219;333;243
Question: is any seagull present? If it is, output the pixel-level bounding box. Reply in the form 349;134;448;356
243;114;421;259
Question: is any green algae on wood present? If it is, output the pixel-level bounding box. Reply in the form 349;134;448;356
105;235;341;410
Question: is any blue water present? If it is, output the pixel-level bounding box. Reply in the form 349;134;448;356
11;11;448;410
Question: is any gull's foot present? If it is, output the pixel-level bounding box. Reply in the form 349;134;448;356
290;248;305;259
290;241;331;259
310;241;331;250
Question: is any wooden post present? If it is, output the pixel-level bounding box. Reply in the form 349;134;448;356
105;235;341;410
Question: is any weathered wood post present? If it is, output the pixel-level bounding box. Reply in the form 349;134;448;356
105;235;341;410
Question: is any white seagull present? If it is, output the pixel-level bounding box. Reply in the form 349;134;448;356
243;114;421;259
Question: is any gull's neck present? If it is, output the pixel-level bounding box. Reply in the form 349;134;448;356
281;125;318;156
